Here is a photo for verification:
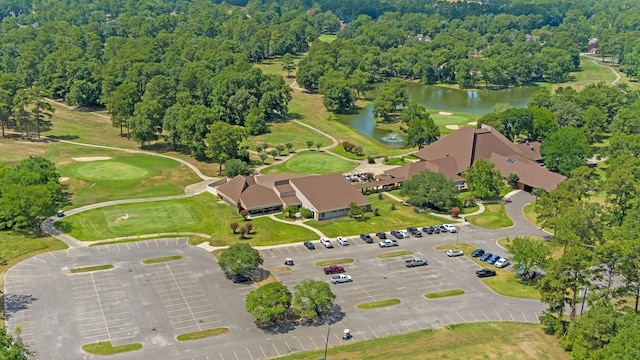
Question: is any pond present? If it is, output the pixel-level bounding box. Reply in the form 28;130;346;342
336;83;538;146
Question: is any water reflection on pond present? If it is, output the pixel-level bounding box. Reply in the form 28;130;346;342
336;83;538;147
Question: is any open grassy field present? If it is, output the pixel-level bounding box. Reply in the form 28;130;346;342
274;322;568;360
306;194;445;237
55;193;318;245
375;110;480;136
248;121;328;152
551;57;617;92
260;151;357;175
318;34;337;43
253;56;302;85
466;203;514;228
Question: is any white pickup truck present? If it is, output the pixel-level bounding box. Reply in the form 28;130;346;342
330;274;353;284
404;258;427;267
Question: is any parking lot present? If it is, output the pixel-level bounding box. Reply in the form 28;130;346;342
5;223;548;360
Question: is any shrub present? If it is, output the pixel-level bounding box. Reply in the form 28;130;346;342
452;207;461;217
230;222;239;234
342;141;356;152
373;208;380;216
368;156;375;164
240;209;249;220
391;203;396;210
300;208;313;219
244;222;253;234
378;193;383;200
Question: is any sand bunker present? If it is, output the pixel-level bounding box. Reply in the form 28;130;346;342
467;121;478;126
438;111;453;116
115;213;130;224
72;156;112;162
445;125;460;130
59;177;70;182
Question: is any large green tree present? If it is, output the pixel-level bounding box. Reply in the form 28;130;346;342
541;127;593;176
401;102;439;148
462;158;504;200
205;121;249;174
217;243;263;277
400;170;459;211
292;279;336;320
505;236;552;274
372;79;407;122
245;281;292;326
0;327;31;359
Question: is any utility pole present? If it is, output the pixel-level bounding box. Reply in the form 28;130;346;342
321;324;330;360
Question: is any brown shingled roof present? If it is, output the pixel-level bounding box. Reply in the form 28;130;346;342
516;141;543;162
216;175;254;203
290;173;371;212
239;183;282;210
384;160;463;182
489;153;566;192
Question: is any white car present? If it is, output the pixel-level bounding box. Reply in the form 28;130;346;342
330;274;353;284
399;230;410;238
443;224;458;233
495;258;510;268
320;238;334;248
379;239;398;248
446;248;464;257
337;236;350;246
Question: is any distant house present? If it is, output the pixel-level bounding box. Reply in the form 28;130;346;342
587;38;598;54
385;126;566;192
213;173;371;220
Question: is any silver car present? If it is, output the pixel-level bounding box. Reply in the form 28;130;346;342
446;248;464;257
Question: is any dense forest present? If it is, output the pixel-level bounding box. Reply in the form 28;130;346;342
0;0;639;156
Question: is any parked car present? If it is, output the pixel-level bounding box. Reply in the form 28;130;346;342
232;274;251;283
442;224;458;233
476;268;497;278
495;258;510;268
379;239;399;248
479;252;493;262
376;232;387;239
320;238;334;248
330;274;353;284
337;236;350;246
446;249;464;257
407;227;420;235
399;230;410;238
471;248;485;257
431;226;441;234
487;254;501;265
323;265;345;274
360;234;373;243
405;258;427;267
434;225;447;232
303;241;315;250
390;230;403;239
422;226;434;234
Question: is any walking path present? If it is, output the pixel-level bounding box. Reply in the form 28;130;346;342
579;54;624;87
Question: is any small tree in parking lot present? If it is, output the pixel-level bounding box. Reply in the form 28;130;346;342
246;282;292;325
218;243;263;276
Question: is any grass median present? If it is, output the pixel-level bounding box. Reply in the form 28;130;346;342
357;298;401;309
82;341;142;354
142;255;184;264
69;264;113;273
425;289;465;299
315;258;354;267
177;328;229;341
466;203;514;229
376;250;412;258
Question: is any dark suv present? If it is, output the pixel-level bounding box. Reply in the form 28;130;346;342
422;226;434;234
232;274;251;283
390;230;403;239
407;227;422;237
360;233;374;243
376;232;387;239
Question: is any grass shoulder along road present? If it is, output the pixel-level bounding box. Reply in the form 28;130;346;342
273;322;569;360
55;193;318;245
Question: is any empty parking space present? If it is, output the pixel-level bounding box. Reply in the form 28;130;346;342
147;261;221;333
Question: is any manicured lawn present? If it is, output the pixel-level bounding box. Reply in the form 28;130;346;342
82;341;142;354
376;250;413;258
273;322;569;360
425;289;465;299
522;202;543;229
306;194;445;237
551;57;617;92
177;328;229;341
439;243;540;299
69;264;113;273
356;298;401;309
466;203;514;229
315;258;354;267
249;121;328;152
318;34;337;43
55;193;318;245
376;110;480;136
260;151;357;175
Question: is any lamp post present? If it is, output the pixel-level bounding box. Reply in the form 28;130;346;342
456;229;460;244
321;324;330;360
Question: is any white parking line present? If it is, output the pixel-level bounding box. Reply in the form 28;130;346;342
390;322;401;333
379;323;390;335
260;345;267;358
164;263;202;331
468;311;478;322
296;337;305;350
495;310;502;320
481;310;490;321
522;311;527;322
90;272;111;341
272;343;280;356
233;350;239;360
246;348;254;360
509;310;515;321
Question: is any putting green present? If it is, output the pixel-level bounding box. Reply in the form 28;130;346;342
74;161;149;181
261;151;357;174
103;204;197;234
